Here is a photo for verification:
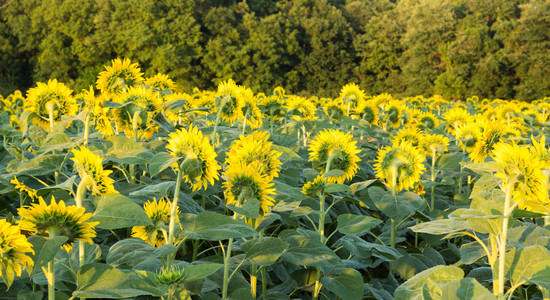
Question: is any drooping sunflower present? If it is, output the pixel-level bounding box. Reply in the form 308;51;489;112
132;198;179;247
223;162;276;217
166;125;221;191
355;99;379;125
286;96;318;122
419;133;450;157
323;97;346;122
340;83;366;116
145;73;176;92
24;79;78;130
260;94;285;120
10;176;38;201
96;58;144;98
374;140;426;192
216;79;245;124
225;131;282;180
392;126;423;147
71;146;117;196
444;107;473;136
308;129;361;184
301;175;326;198
492;142;549;212
0;219;34;283
112;85;162;140
380;100;403;129
18;197;99;252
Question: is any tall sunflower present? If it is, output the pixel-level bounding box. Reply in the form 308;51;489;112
456;122;481;153
112;85;162;140
380;100;403;129
216;79;244;124
531;135;550;169
96;58;144;98
223;162;276;217
166;125;221;191
18;197;99;252
322;98;346;122
225;131;282;180
71;146;117;196
0;219;34;285
340;83;365;116
240;87;263;129
308;129;361;184
132;198;179;247
374;140;426;192
415;111;440;131
355;99;379;125
24;79;77;130
301;175;326;198
492;143;549;212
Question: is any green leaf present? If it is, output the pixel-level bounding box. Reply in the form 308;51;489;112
106;238;177;268
281;232;343;270
184;211;257;241
391;248;446;280
229;288;254;300
272;180;306;206
460;241;487;265
437;152;464;171
369;187;423;221
226;198;260;219
424;278;496;300
464;162;503;175
505;246;550;287
36;175;76;196
129;181;176;198
522;262;550;290
241;237;289;266
271;145;302;162
149;152;179;177
337;235;402;261
38;133;78;154
394;265;464;300
409;219;468;236
182;264;223;281
163;99;187;113
27;235;68;277
73;263;162;298
324;169;346;178
325;183;352;193
337;214;382;235
105;135;153;164
350;179;378;194
20;111;37;136
470;174;501;199
92;194;153;229
321;268;364;300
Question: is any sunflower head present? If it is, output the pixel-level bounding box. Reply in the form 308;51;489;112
416;111;440;131
355;99;379;125
166;125;221;191
444;107;472;136
225;131;282;180
112;85;162;140
96;58;144;98
456;122;481;153
340;83;365;111
380;100;403;129
301;175;326;198
10;176;38;201
216;79;245;124
286;96;318;122
240;88;263;129
17;196;99;252
392;126;423;147
308;129;361;184
132;198;178;247
0;219;34;286
145;73;176;92
531;135;550;169
24;79;77;130
374;140;426;192
223;162;276;217
492;142;549;212
419;133;449;156
469;121;503;163
71;147;117;196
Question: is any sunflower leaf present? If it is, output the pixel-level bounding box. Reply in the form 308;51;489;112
149;152;179;177
226;198;260;219
92;194;153;229
337;214;382;235
27;235;68;278
321;268;364;300
241;237;289;266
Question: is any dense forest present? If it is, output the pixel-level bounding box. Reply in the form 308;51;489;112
0;0;549;101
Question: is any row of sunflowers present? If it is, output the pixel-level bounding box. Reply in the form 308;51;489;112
1;58;550;299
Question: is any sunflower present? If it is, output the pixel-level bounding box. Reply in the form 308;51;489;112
145;73;176;92
240;87;263;129
71;147;117;196
340;83;365;116
492;143;549;212
380;100;403;129
308;129;361;184
323;97;346;122
355;99;379;125
225;131;282;180
415;111;440;131
374;140;426;192
302;175;326;198
286;96;318;122
444;107;472;136
392;126;423;147
0;219;34;283
260;94;285;119
531;135;550;169
132;198;178;247
216;79;245;124
372;93;394;109
469;121;503;163
96;58;144;98
223;162;276;217
18;197;99;252
456;122;481;153
419;133;450;157
112;85;162;140
10;176;38;201
24;79;77;130
166;125;221;191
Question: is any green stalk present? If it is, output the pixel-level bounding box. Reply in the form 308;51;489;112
497;182;514;299
168;164;184;246
390;166;398;248
430;148;437;211
75;176;92;269
84;113;90;146
222;194;244;299
261;267;267;300
212;96;229;145
46;101;56;131
129;111;141;184
242;111;249;135
47;260;55;300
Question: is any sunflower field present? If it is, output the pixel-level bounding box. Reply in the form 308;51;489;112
1;58;550;300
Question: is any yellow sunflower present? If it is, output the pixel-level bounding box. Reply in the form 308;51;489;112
0;219;34;284
301;175;326;198
355;99;379;125
216;79;245;124
24;79;77;130
166;125;221;191
285;96;318;122
112;85;162;140
469;121;504;163
374;140;426;192
71;146;117;196
372;93;394;109
340;83;366;116
392;126;423;147
419;133;450;157
10;176;38;201
456;122;481;153
260;94;285;119
308;129;361;184
380;100;403;129
415;111;440;131
17;196;99;252
131;198;179;247
492;143;549;212
223;162;276;217
323;97;346;122
225;131;282;180
444;107;473;136
531;135;550;169
96;58;144;98
145;73;176;92
240;87;263;129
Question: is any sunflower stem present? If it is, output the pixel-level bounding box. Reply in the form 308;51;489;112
75;175;92;270
390;218;396;248
212;96;229;145
261;266;267;300
168;163;184;248
242;111;249;135
129;111;141;184
251;262;257;298
222;194;244;299
47;259;55;300
46;101;56;131
84;112;90;146
497;182;514;299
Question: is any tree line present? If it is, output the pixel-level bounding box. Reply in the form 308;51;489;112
0;0;548;101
